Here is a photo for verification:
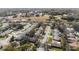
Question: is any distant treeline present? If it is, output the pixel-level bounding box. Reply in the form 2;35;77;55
0;8;79;17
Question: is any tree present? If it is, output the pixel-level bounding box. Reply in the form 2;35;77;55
73;23;79;32
49;16;52;19
17;43;36;51
62;15;79;22
13;14;17;18
10;41;19;48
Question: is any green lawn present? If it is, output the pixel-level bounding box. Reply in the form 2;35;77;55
0;36;5;40
49;48;63;51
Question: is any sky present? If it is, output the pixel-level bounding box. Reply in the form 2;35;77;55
0;0;78;8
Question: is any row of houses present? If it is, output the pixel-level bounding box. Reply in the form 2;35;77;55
66;27;78;50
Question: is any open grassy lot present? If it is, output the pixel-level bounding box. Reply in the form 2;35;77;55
9;16;50;22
